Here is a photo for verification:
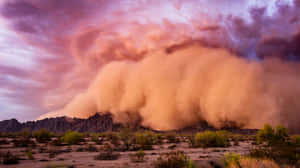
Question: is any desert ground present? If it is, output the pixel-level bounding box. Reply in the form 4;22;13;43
0;125;299;168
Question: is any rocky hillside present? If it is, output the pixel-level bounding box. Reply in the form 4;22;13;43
0;113;122;133
0;113;258;134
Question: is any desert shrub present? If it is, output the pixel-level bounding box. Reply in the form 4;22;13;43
25;150;34;160
227;157;281;168
223;152;241;168
154;133;164;144
249;146;299;165
130;149;145;162
33;128;53;143
153;151;197;168
94;144;119;160
231;134;245;146
18;128;32;139
257;124;288;145
134;132;154;150
165;133;179;143
86;144;98;152
290;135;300;146
105;132;120;146
257;124;274;144
90;133;103;145
2;151;19;165
231;134;245;142
61;131;84;145
187;135;196;148
76;144;98;152
50;138;64;146
274;125;288;141
193;131;229;148
119;128;134;150
12;138;36;147
38;147;47;153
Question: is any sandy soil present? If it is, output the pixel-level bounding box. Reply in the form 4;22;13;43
0;136;257;168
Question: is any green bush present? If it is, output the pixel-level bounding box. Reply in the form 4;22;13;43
275;125;288;141
61;131;84;145
2;151;19;165
222;152;241;168
130;149;145;162
134;132;154;150
257;124;288;145
25;150;34;160
33;128;53;143
153;151;197;168
193;131;229;148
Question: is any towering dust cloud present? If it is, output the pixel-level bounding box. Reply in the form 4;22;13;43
40;44;300;132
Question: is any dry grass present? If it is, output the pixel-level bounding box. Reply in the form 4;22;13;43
228;158;297;168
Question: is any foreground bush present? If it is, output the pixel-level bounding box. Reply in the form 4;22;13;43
257;124;288;145
61;131;84;145
227;157;281;168
130;149;145;162
134;132;154;150
153;151;197;168
192;131;229;148
33;128;53;143
223;153;241;168
249;146;300;165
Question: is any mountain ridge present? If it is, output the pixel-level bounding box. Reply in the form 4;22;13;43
0;113;258;134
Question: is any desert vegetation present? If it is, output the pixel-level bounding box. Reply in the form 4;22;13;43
0;125;299;167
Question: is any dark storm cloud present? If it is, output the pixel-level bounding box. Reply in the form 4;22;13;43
1;0;107;34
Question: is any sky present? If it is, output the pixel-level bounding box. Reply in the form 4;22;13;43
0;0;299;122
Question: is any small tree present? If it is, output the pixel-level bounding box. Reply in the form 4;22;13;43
257;124;288;145
274;125;288;142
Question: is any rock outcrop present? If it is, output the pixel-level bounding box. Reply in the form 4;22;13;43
0;113;258;134
0;113;121;133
